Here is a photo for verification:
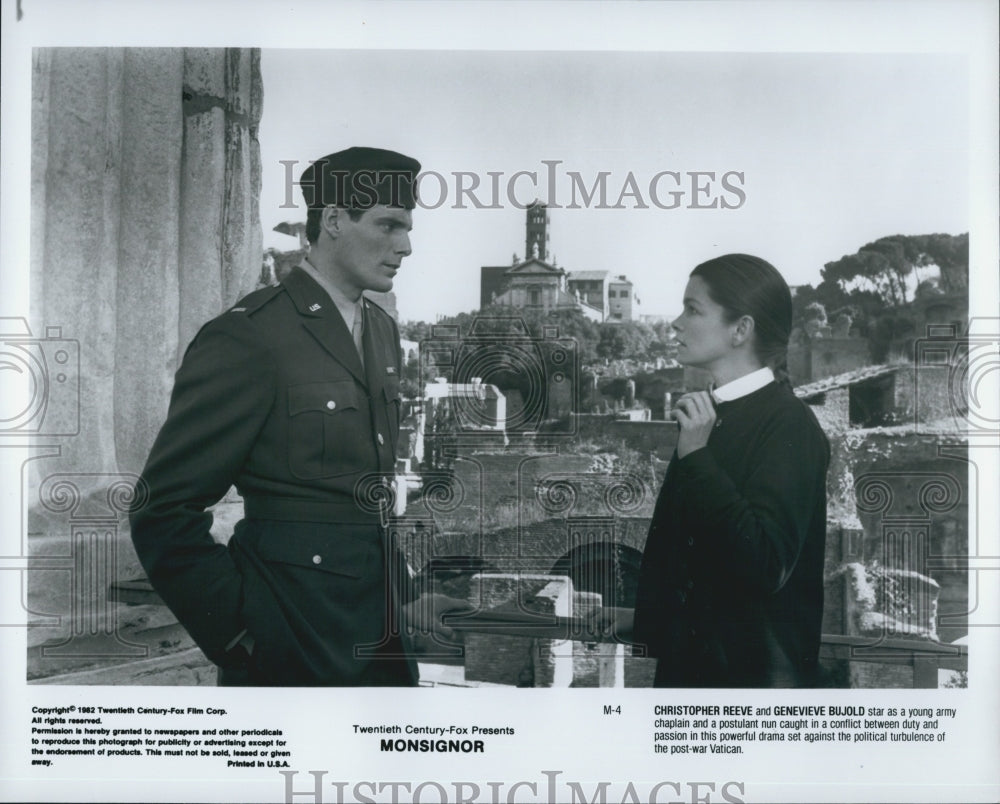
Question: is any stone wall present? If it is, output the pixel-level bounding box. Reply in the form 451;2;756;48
30;47;263;481
584;367;686;417
803;388;851;435
789;337;870;385
571;415;679;459
846;431;968;645
892;364;962;429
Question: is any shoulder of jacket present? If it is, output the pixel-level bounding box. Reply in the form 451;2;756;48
186;285;286;350
362;296;399;330
362;294;392;317
226;283;286;317
774;387;830;449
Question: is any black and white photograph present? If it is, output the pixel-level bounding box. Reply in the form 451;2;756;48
2;1;998;802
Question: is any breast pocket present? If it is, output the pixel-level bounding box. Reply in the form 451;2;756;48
287;381;368;479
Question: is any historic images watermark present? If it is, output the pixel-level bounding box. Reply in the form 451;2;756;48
278;160;747;211
279;769;747;804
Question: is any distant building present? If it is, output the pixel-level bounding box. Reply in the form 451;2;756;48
788;329;869;386
565;270;608;316
607;276;634;321
564;271;637;322
481;204;637;322
480;264;512;308
524;200;549;262
795;365;904;432
492;257;598;319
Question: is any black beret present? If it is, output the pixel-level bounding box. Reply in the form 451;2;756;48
300;146;421;210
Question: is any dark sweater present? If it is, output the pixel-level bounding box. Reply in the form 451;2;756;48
633;381;830;687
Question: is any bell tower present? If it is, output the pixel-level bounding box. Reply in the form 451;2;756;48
525;201;548;262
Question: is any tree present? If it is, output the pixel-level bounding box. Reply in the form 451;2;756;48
646;320;677;360
399;319;433;344
915;277;945;300
821;233;968;309
791;233;967;363
594;322;652;360
908;232;969;294
823;237;913;307
791;301;827;340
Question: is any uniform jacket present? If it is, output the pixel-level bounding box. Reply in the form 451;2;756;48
130;266;416;685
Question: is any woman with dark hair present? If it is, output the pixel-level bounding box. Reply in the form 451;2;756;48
598;254;830;687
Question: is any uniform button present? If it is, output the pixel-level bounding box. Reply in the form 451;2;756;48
687;537;694;547
312;554;322;565
326;400;336;410
377;433;385;445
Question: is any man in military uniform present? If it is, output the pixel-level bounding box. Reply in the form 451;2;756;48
131;147;452;685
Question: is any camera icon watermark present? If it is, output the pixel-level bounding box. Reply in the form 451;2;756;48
419;316;578;446
912;318;999;437
0;317;80;436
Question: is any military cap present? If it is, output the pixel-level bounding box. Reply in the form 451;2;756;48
300;146;421;210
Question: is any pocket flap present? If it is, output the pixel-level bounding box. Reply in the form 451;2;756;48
255;532;374;579
288;381;358;416
382;377;401;403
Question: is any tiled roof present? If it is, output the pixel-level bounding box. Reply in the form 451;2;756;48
567;271;610;281
508;258;562;274
795;364;902;399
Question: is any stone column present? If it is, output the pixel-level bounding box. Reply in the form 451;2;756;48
30;47;263;482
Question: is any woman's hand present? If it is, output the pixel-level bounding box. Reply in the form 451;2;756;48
672;391;717;458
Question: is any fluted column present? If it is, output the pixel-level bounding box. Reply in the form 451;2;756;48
30;47;263;480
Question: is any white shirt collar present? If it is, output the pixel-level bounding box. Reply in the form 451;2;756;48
712;366;774;403
298;259;363;332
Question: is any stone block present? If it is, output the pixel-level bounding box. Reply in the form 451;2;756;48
182;48;227;97
464;573;573;687
572;641;626;688
828;561;941;641
624;655;657;688
32;647;217;686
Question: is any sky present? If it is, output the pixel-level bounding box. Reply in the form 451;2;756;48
257;49;969;323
